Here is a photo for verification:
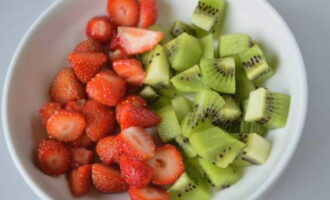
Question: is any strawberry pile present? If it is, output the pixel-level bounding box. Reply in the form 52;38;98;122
36;0;184;199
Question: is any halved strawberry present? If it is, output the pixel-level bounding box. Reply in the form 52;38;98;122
107;0;139;26
117;27;164;55
46;109;86;142
86;70;126;107
118;127;156;160
96;136;123;165
37;139;71;176
65;99;86;112
147;144;185;185
74;40;104;53
82;100;115;141
86;16;116;44
120;155;153;187
68;52;108;83
50;68;86;104
113;58;146;86
129;186;170;200
69;164;92;196
92;163;128;193
116;95;147;123
109;49;130;60
69;147;94;168
39;102;62;127
138;0;158;28
71;133;94;149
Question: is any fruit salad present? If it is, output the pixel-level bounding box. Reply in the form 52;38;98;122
35;0;291;199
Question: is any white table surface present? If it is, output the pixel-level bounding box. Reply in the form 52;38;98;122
1;0;329;199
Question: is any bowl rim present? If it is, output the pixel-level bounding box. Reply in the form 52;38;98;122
2;0;308;199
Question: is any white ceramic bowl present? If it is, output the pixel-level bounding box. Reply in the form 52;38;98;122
2;0;307;199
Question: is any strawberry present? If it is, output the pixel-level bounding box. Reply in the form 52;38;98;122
69;147;94;168
39;102;62;127
68;52;108;83
86;70;126;107
147;144;185;185
129;186;170;200
86;16;116;43
113;58;146;86
50;68;86;104
96;136;123;165
109;35;121;50
120;155;153;187
117;27;164;55
69;164;92;196
109;49;130;60
118;127;155;160
116;95;147;123
74;40;104;53
107;0;139;26
65;99;86;112
138;0;158;28
46;109;86;142
82;100;115;141
37;139;71;176
92;163;128;193
71;133;94;149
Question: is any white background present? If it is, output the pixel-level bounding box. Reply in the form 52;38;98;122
0;0;329;199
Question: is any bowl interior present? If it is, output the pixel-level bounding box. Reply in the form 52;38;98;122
3;0;307;199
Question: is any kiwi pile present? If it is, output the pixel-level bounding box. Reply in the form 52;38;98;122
139;0;291;199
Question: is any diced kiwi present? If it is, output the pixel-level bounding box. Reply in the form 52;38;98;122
240;45;273;85
193;25;209;38
200;34;214;59
150;96;171;111
149;24;173;45
175;136;198;158
165;33;202;71
190;126;245;168
153;82;180;98
231;132;250;143
200;57;236;94
171;65;208;92
244;88;290;129
210;1;227;39
156;106;182;142
139;86;159;103
171;21;197;37
240;121;267;136
181;112;213;138
234;63;256;101
171;96;193;122
219;33;252;58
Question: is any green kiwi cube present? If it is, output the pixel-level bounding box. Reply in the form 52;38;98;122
181;112;213;137
175;136;198;158
171;96;193;122
139;86;159;103
156;106;182;142
210;0;227;39
200;34;214;59
171;21;197;37
240;121;267;136
193;25;209;38
153;82;180;98
150;96;171;111
149;24;174;44
234;64;256;101
219;33;251;57
218;96;242;121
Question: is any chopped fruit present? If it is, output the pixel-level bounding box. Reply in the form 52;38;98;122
69;148;94;168
82;100;115;141
109;49;130;60
117;27;164;55
116;95;147;122
118;127;156;160
120;155;153;187
113;58;146;86
129;186;169;200
50;68;86;104
92;163;129;193
39;102;62;126
37;139;71;176
69;164;92;196
96;136;123;165
109;35;121;50
107;0;139;26
68;52;108;83
86;70;126;106
86;16;115;43
71;133;94;149
138;0;158;28
46;110;86;142
65;99;86;112
147;144;184;185
74;39;104;53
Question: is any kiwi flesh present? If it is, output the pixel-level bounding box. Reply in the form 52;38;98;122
200;57;236;94
171;96;193;122
149;24;174;45
200;34;214;59
156;106;182;142
150;96;171;111
240;121;267;136
153;82;180;99
139;86;159;103
219;33;252;58
171;21;197;37
234;63;256;101
165;33;202;72
175;136;198;158
181;112;213;138
171;65;209;92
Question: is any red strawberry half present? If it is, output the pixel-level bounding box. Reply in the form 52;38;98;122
96;136;123;165
65;99;86;112
113;58;146;86
86;16;115;43
74;40;104;53
69;147;94;168
71;133;94;149
69;164;92;196
116;95;147;123
129;186;170;200
138;0;158;28
39;102;62;127
107;0;139;26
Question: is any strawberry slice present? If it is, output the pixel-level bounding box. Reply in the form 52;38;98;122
74;40;104;53
71;133;94;149
68;52;108;83
113;58;146;86
37;139;71;176
50;68;86;104
92;163;129;193
39;102;62;127
69;164;92;196
118;127;156;160
82;100;115;141
107;0;139;26
69;147;94;168
120;155;153;187
86;16;116;43
109;49;130;60
116;95;147;123
129;186;170;200
65;99;86;112
46;110;86;142
117;27;164;55
138;0;158;28
86;70;126;107
96;136;123;165
147;144;185;185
